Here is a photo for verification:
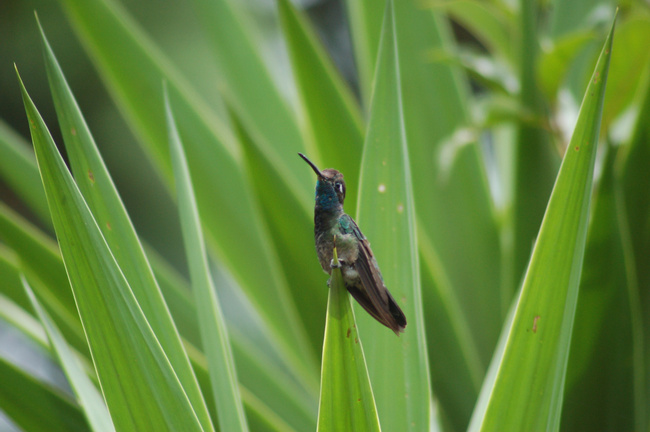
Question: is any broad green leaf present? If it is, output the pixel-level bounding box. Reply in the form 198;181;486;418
348;2;502;428
0;120;50;225
23;277;115;432
17;70;206;432
57;0;318;380
317;247;381;432
167;92;248;432
0;356;89;432
277;0;364;210
355;2;431;431
39;24;214;431
561;144;643;431
473;17;615;431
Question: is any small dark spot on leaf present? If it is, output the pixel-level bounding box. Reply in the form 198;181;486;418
346;328;351;338
575;146;580;152
88;170;95;183
533;315;540;333
71;127;77;136
355;337;358;344
357;398;361;402
106;222;112;230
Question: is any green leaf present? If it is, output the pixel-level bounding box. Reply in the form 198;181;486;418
0;356;89;432
0;203;87;357
355;2;431;430
149;246;319;432
190;0;314;195
166;90;248;432
0;242;32;313
22;276;115;432
538;30;596;103
277;0;364;211
231;110;326;356
348;2;501;428
39;23;214;432
57;0;318;376
471;15;615;431
317;247;381;432
601;13;650;130
17;69;206;432
510;0;561;299
0;120;50;226
343;0;383;107
440;0;514;64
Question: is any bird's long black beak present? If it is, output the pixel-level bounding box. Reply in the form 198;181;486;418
298;153;324;179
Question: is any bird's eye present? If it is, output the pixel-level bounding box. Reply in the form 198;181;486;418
335;182;343;193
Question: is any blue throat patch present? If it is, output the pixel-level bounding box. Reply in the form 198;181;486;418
315;180;339;211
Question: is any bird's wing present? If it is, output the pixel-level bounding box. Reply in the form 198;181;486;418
338;214;406;334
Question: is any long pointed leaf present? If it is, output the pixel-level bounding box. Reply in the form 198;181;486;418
355;2;431;430
317;247;381;432
167;91;248;432
22;276;115;432
17;69;206;432
472;16;615;431
57;0;317;376
39;23;214;431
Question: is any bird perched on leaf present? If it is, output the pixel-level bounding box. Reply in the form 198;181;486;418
299;153;407;335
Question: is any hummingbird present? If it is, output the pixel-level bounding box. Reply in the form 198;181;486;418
298;153;407;335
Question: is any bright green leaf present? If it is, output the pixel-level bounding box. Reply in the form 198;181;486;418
57;0;318;377
23;276;115;432
17;69;207;432
472;15;615;431
317;247;381;432
39;23;214;431
166;90;248;432
355;2;431;430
